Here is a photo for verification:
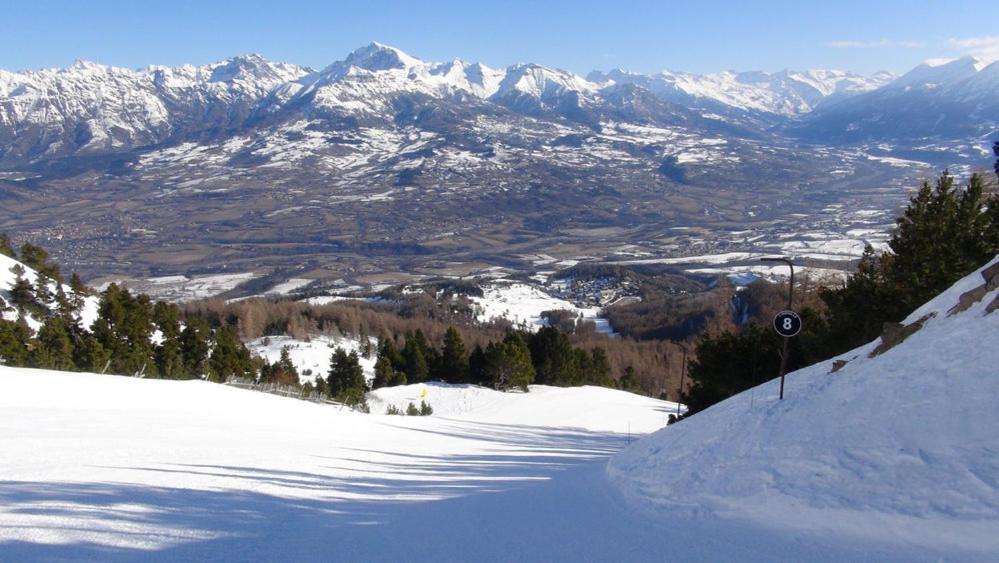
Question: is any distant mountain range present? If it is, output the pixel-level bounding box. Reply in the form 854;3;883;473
0;44;996;286
2;43;995;164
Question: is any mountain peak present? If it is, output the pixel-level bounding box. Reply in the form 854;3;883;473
344;42;423;71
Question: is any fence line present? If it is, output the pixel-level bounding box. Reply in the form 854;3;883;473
224;377;343;407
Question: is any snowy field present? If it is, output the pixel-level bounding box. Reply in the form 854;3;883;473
470;281;616;335
0;371;673;561
246;334;376;383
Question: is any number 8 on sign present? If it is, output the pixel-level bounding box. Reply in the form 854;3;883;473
773;310;802;338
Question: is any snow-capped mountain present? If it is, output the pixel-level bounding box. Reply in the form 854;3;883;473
0;43;908;164
587;67;894;116
796;56;999;141
0;55;309;161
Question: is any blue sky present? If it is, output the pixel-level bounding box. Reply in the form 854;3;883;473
2;0;997;75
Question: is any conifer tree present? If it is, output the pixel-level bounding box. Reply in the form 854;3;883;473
483;332;535;391
180;317;211;377
209;325;254;382
439;326;468;383
372;353;396;389
269;346;299;385
153;301;184;378
34;316;75;371
402;332;430;383
9;265;39;315
0;319;32;366
0;234;14;258
327;347;367;405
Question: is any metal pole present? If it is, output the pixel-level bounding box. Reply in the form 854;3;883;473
761;257;795;400
677;346;687;415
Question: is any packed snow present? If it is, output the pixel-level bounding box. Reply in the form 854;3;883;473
609;257;999;560
0;368;672;561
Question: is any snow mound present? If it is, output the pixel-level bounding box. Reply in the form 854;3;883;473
609;256;999;555
369;382;675;434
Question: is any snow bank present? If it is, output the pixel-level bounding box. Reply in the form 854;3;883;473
369;382;675;434
609;257;999;556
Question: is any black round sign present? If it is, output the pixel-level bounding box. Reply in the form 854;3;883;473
773;310;802;337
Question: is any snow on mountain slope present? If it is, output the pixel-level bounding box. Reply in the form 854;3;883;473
609;256;999;557
590;67;893;116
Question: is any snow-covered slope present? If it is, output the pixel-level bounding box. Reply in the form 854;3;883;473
0;253;98;332
0;365;670;560
589;67;893;116
609;257;999;557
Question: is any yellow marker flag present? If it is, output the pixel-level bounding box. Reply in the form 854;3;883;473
420;387;427;398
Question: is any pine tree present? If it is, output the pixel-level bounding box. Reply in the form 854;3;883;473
270;346;299;385
402;333;430;383
33;316;75;370
209;325;253;382
0;233;15;258
0;319;32;366
9;265;39;315
372;353;396;389
180;317;211;378
327;347;367;405
468;344;487;385
483;332;535;391
439;326;468;383
528;326;576;385
153;301;184;378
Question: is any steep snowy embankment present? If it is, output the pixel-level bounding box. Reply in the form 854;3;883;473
610;257;999;557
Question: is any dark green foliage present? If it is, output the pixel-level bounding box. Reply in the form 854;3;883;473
468;344;487;384
0;234;15;258
683;325;783;414
327;347;368;405
69;273;89;296
483;332;535;391
19;242;60;281
262;346;299;385
406;402;420;416
0;319;32;366
439;326;468;383
371;353;397;389
209;325;254;382
180;317;211;377
821;171;998;351
33;316;75;370
419;400;433;416
402;331;431;383
386;404;403;415
528;326;576;385
9;265;40;315
91;284;157;377
153;301;185;378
